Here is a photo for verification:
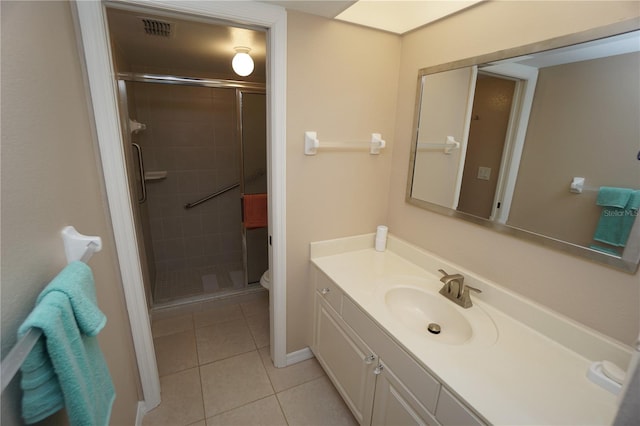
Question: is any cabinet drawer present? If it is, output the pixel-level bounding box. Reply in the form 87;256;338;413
436;388;485;426
313;267;343;314
342;297;441;414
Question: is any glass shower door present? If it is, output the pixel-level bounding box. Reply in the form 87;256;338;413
239;90;268;285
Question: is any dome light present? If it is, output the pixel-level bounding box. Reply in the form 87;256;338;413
232;47;254;77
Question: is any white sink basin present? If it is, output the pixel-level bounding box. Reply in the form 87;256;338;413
384;286;498;346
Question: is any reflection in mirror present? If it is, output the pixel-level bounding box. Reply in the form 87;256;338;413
407;30;640;272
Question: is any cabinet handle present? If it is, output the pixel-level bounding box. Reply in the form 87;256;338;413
373;364;384;375
364;354;376;364
320;288;331;295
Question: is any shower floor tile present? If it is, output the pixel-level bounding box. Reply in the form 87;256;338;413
153;262;246;304
229;270;244;289
201;274;219;291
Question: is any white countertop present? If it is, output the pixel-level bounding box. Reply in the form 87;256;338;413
310;234;631;425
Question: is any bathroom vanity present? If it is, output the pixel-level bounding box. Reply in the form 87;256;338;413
309;234;632;425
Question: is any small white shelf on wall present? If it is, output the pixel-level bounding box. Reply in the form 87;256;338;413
144;171;167;182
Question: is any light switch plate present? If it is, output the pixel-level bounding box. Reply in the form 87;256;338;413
477;166;491;180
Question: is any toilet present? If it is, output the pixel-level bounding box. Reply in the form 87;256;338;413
259;269;270;290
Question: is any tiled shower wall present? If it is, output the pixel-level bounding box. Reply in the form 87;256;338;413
131;82;244;301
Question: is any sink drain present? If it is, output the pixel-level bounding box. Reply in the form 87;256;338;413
427;323;441;334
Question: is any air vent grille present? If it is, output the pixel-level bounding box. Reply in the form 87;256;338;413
142;19;171;37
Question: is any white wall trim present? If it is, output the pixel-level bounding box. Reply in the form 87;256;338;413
286;347;314;365
74;0;288;414
452;65;478;210
135;401;146;426
480;63;539;224
74;1;161;410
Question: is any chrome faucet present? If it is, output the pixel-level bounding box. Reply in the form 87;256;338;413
438;269;481;309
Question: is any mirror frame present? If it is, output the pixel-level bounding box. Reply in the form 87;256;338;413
406;19;640;273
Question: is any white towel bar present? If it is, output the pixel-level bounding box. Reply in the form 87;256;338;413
0;228;101;393
416;136;461;155
62;226;102;264
304;131;386;155
569;177;600;194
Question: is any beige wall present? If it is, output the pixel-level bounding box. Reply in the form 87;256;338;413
388;1;640;345
1;2;140;424
508;52;640;249
286;11;401;351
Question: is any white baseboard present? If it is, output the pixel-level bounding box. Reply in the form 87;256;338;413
286;346;314;365
135;401;146;426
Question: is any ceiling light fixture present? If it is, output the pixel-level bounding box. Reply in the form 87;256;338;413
232;47;254;77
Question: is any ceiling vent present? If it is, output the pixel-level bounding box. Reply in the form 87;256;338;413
141;18;172;37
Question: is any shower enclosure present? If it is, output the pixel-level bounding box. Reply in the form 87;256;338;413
118;77;268;306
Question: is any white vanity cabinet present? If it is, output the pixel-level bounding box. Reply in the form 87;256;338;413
314;292;377;424
311;267;485;426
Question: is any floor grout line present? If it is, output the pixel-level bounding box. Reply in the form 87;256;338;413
257;346;277;395
274;391;291;426
196;347;258;369
257;342;291;426
196;363;207;426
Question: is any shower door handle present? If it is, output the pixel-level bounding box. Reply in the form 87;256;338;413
132;143;147;204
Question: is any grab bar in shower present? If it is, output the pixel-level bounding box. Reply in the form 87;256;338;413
132;143;147;203
184;183;240;210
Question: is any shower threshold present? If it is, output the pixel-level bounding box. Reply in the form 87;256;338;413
151;284;266;313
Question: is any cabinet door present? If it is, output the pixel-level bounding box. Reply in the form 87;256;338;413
371;363;439;426
313;297;376;425
342;297;441;414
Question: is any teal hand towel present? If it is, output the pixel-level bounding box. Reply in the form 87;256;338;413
594;188;640;247
596;186;633;208
622;190;640;243
17;261;115;425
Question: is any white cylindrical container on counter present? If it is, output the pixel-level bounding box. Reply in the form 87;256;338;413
375;225;388;252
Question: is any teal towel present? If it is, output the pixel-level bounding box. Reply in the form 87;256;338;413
594;188;640;247
622;190;640;242
596;186;633;208
17;261;115;425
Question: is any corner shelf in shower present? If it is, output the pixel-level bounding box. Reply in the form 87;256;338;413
144;171;168;182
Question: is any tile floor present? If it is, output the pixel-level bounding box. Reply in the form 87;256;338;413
144;293;357;426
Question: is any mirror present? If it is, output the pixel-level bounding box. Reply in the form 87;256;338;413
407;29;640;273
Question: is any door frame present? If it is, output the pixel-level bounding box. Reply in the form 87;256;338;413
477;63;539;223
452;65;478;210
73;0;287;412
